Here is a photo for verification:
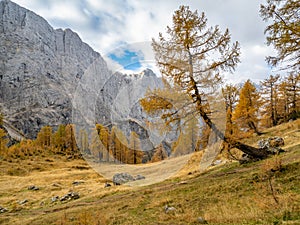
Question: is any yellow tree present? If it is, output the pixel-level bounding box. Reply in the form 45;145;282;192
78;129;89;154
151;143;167;162
233;80;262;135
260;74;281;127
0;128;7;156
51;124;66;153
277;80;290;122
36;126;52;148
222;84;239;139
141;6;270;159
260;0;300;71
0;111;3;127
96;124;110;162
109;126;118;162
65;124;78;156
129;131;142;164
285;73;300;120
90;128;103;161
115;127;129;163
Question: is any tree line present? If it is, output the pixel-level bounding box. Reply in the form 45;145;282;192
224;73;300;140
0;121;169;164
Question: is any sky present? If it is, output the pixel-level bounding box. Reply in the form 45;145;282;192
12;0;277;83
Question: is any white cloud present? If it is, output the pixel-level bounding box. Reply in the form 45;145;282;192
12;0;276;82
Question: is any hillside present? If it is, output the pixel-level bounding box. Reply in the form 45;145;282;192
0;120;299;225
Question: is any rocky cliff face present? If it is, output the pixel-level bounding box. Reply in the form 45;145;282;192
0;0;166;151
0;0;107;138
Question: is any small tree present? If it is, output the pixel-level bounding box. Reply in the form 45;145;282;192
233;80;262;135
0;128;8;156
151;143;167;162
129;131;142;164
222;84;239;138
285;73;300;120
36;126;52;148
260;74;281;127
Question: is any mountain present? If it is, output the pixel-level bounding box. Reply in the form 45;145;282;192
0;0;167;151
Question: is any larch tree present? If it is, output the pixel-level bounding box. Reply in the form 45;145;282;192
233;80;262;135
0;111;3;127
151;143;167;162
129;131;142;164
0;128;7;156
260;74;281;127
64;124;78;156
285;72;300;119
90;128;103;161
114;127;129;163
96;124;110;162
109;126;118;162
36;126;52;148
260;0;300;71
78;129;89;154
222;84;239;139
277;80;290;121
221;84;239;154
141;5;270;159
52;124;66;153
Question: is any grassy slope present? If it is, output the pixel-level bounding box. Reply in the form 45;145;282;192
0;120;299;225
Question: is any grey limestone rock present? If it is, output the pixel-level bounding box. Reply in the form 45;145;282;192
113;173;135;185
0;0;104;138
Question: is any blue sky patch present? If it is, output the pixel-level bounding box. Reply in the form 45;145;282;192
109;50;142;71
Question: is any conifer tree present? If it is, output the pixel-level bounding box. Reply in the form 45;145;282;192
260;74;281;127
90;128;103;161
285;73;300;120
222;84;239;138
110;126;117;162
96;124;110;162
260;0;300;71
141;5;270;159
36;126;52;147
129;131;142;164
52;124;66;153
79;129;89;154
0;128;7;155
151;143;167;162
65;124;78;156
233;80;262;135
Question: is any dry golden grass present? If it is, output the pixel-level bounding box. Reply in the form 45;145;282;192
0;119;299;224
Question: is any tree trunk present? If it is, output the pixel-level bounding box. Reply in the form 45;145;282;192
199;107;269;159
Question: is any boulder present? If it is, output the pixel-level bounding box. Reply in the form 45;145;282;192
197;217;208;224
18;199;28;205
51;196;59;203
28;185;39;191
258;136;284;149
113;173;134;185
104;182;112;188
257;136;285;155
0;206;8;213
134;174;146;180
72;180;84;186
164;205;176;213
60;192;80;202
